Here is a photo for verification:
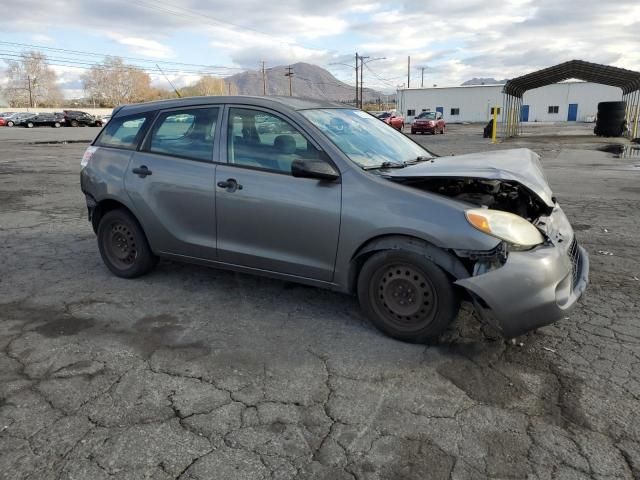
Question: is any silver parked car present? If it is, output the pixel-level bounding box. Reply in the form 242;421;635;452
80;96;589;342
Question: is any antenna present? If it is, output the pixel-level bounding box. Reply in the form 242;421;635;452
156;64;182;98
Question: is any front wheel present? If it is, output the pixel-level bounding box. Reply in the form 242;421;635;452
97;209;158;278
26;122;34;128
357;250;459;343
7;121;14;127
54;122;61;128
70;120;79;127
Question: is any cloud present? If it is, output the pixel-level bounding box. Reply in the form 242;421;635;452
0;0;639;95
108;36;174;59
31;33;53;44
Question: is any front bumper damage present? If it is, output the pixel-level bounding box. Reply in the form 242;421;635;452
455;207;590;338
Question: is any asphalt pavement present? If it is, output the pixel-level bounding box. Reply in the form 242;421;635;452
1;123;639;479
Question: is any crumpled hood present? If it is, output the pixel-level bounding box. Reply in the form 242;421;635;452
386;148;555;207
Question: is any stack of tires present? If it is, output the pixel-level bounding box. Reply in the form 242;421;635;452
594;101;627;137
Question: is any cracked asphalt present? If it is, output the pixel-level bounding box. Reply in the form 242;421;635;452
1;123;639;479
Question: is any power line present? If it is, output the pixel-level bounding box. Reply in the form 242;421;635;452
0;41;244;71
0;52;231;76
363;63;400;89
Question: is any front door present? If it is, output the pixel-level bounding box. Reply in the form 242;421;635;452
567;104;578;121
520;105;530;122
215;106;341;281
124;106;221;260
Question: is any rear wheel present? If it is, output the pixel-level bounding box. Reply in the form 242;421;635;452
97;209;158;278
54;122;61;128
26;122;34;128
7;121;14;127
70;119;79;127
357;250;459;343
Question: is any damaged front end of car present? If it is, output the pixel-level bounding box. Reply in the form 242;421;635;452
385;148;589;337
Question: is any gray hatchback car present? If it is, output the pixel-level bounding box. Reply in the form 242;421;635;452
80;96;589;342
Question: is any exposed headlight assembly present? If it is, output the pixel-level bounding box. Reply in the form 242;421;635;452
465;208;544;249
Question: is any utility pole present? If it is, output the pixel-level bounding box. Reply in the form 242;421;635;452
359;56;369;109
407;56;411;89
261;61;266;95
421;67;425;88
27;76;33;109
284;65;294;96
355;53;359;108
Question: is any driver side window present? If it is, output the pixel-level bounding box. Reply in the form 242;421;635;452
227;108;322;174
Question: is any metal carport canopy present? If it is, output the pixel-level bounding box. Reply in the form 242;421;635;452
502;60;640;97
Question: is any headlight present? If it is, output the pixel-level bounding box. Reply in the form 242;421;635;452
465;208;544;248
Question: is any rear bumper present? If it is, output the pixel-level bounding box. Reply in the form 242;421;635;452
456;241;589;338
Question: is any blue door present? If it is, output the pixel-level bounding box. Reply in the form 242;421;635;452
436;106;444;115
567;104;578;121
520;105;529;122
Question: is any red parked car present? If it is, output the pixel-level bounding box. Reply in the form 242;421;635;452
377;111;405;130
0;118;6;127
411;111;445;134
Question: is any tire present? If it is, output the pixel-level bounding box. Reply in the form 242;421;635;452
597;101;626;113
97;209;158;278
357;250;459;343
441;126;445;134
26;122;34;128
70;120;79;127
54;122;61;128
7;121;14;127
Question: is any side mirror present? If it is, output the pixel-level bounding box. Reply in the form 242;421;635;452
291;159;339;181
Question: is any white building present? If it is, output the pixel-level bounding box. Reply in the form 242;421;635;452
397;81;623;124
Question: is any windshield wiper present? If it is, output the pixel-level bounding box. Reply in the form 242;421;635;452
363;161;408;170
405;155;434;165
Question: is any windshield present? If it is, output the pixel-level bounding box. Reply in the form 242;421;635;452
301;108;433;169
417;112;437;119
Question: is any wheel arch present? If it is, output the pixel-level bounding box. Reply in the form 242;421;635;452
91;198;139;234
346;234;470;294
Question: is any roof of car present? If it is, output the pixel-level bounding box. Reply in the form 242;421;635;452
115;96;349;116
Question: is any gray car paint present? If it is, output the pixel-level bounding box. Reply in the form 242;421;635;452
384;148;554;207
80;95;589;338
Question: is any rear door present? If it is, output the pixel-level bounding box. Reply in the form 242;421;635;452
215;106;341;281
124;106;221;260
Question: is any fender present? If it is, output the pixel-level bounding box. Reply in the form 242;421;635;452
347;235;470;293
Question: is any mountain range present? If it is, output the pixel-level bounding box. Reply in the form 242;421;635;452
226;62;391;103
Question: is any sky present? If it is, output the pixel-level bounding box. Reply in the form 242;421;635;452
0;0;639;98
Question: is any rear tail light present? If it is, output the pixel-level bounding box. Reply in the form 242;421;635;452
81;146;98;170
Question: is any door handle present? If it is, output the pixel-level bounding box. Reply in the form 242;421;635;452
132;166;152;178
217;178;243;191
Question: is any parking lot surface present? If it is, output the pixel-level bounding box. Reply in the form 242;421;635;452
1;123;639;479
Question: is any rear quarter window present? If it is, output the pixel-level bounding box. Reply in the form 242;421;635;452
95;113;152;150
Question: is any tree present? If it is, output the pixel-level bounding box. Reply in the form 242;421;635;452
3;51;63;107
181;76;237;97
82;57;167;107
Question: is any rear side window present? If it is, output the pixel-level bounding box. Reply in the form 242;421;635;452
96;114;150;150
147;107;219;162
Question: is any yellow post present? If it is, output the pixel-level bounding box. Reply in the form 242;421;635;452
491;107;498;144
634;102;639;139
